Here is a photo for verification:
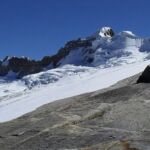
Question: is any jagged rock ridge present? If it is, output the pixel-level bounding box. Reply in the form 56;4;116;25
0;38;94;78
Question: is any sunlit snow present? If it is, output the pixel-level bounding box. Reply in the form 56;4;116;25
0;28;150;122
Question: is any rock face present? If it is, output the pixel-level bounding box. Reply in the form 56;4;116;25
0;73;150;150
137;65;150;83
0;56;43;78
0;38;94;78
41;38;93;68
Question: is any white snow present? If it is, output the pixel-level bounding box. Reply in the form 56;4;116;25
119;31;136;37
99;27;113;37
59;28;150;68
2;56;11;66
0;60;150;122
6;71;18;79
1;27;150;122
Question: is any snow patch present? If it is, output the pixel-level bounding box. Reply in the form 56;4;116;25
6;71;18;79
99;27;113;38
2;56;11;66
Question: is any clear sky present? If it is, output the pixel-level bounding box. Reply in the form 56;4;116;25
0;0;150;59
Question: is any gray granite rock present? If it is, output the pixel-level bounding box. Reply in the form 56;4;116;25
0;73;150;150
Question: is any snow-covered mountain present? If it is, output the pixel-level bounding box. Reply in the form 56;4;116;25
1;26;150;78
59;27;150;68
1;26;150;122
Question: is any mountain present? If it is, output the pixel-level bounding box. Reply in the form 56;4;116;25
1;27;150;150
1;27;150;78
0;69;150;150
1;27;150;122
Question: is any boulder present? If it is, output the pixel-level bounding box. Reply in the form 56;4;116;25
137;65;150;83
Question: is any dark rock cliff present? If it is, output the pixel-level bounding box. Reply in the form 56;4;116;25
0;38;94;78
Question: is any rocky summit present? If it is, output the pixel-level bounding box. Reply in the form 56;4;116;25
99;27;115;37
0;67;150;150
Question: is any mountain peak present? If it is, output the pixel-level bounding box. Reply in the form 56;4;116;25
99;27;115;37
0;27;150;79
119;30;136;37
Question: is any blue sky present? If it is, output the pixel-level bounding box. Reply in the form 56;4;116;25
0;0;150;59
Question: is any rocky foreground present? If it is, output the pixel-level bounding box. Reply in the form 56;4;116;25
0;68;150;150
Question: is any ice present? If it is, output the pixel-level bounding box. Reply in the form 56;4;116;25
0;60;150;122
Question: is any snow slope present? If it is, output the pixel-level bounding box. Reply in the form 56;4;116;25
0;60;150;122
59;28;150;68
1;27;150;122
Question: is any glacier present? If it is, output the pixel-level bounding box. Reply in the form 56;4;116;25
1;27;150;122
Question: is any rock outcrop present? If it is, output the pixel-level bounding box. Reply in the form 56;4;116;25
137;65;150;83
0;38;94;78
99;27;115;37
0;56;42;78
41;38;93;68
0;73;150;150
